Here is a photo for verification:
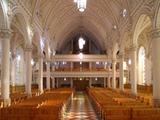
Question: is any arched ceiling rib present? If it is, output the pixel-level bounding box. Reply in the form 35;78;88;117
56;18;106;48
35;0;128;50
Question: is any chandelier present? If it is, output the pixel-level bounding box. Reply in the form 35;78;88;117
74;0;87;12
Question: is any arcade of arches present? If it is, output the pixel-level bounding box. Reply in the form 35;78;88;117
0;0;160;120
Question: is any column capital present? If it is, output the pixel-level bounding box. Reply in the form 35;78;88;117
11;52;16;59
24;45;33;52
0;29;12;39
129;45;137;52
151;28;160;39
112;58;116;62
119;52;125;58
38;54;44;59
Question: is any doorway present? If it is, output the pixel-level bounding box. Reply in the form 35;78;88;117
73;78;89;91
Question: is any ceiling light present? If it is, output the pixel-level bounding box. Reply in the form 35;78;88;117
74;0;87;12
96;62;100;65
123;9;127;17
113;25;117;30
79;52;83;60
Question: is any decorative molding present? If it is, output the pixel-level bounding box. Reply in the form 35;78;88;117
119;52;125;58
16;0;32;17
38;54;44;59
151;28;160;39
24;44;33;52
33;71;129;78
48;54;116;62
129;45;137;52
0;29;12;39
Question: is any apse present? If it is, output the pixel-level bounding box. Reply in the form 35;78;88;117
57;31;105;55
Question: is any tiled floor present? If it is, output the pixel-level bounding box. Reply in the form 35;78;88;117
61;92;99;120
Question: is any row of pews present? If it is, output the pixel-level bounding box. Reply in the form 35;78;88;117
88;88;160;120
0;88;73;120
123;84;153;105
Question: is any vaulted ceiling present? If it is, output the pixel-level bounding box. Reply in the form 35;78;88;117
32;0;129;50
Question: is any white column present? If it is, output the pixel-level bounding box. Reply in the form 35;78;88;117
152;29;160;107
119;53;124;91
24;46;32;97
0;29;11;107
107;76;111;88
71;62;73;71
89;78;92;88
130;46;137;96
104;78;106;88
70;78;73;88
11;55;16;87
52;65;55;89
38;56;43;93
89;62;92;71
52;77;55;89
104;62;107;70
56;79;59;88
46;62;50;89
112;59;116;89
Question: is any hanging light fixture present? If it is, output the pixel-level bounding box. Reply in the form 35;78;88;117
74;0;87;12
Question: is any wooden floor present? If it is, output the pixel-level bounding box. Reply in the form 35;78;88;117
61;92;99;120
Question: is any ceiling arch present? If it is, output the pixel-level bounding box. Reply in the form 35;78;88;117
55;17;106;48
35;0;128;51
133;15;152;45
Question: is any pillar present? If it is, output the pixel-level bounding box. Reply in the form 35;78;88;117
38;55;43;93
0;29;11;107
112;59;116;89
46;62;50;89
89;78;92;88
11;54;16;87
56;79;59;88
107;75;111;88
119;53;124;91
152;29;160;107
70;78;73;88
24;46;32;97
52;65;55;89
104;77;106;88
104;62;107;70
71;62;73;71
130;46;137;96
52;77;55;89
89;62;92;71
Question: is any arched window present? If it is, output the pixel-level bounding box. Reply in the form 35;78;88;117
15;47;24;85
138;46;145;85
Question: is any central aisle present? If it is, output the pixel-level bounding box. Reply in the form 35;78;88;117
62;92;99;120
